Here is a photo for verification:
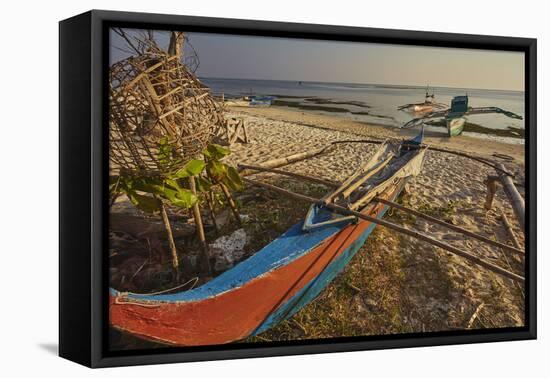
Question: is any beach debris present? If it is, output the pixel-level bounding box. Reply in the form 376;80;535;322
209;228;249;271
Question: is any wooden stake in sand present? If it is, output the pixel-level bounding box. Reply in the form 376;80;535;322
205;191;219;233
484;176;499;210
157;198;179;270
219;182;242;226
244;177;525;283
189;177;211;275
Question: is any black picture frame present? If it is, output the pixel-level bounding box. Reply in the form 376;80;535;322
59;9;537;368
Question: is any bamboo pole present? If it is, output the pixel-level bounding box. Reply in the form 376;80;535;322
157;199;179;270
330;140;514;177
219;182;242;226
497;163;525;230
241;145;335;175
238;163;340;188
374;197;524;256
189;177;211;275
244;178;524;283
205;191;219;233
417;146;513;176
323;158;378;205
341;155;393;198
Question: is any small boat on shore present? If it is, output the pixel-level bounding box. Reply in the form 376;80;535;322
398;86;447;114
110;131;427;346
402;95;523;137
225;95;277;107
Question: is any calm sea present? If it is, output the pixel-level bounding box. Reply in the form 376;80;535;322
202;78;525;139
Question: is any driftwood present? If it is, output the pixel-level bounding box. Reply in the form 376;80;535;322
238;163;340;188
244;177;524;283
241;145;335;174
375;197;524;256
496;163;525;230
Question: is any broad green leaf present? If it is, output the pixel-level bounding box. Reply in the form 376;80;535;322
174;159;205;178
224;166;244;191
163;186;197;209
203;144;231;160
130;177;165;195
206;160;227;182
128;192;161;214
195;176;212;192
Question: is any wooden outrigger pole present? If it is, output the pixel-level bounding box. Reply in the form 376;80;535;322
244;177;524;283
373;197;524;256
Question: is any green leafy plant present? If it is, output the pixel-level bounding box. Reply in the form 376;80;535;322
109;144;244;271
202;144;244;191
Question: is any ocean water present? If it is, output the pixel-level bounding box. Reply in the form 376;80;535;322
202;78;525;139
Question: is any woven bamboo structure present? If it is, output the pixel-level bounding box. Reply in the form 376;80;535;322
109;51;225;176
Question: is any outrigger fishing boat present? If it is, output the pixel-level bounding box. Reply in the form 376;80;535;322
110;131;428;345
402;95;523;137
397;86;447;114
110;127;525;346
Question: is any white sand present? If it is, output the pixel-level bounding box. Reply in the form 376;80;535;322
225;106;526;329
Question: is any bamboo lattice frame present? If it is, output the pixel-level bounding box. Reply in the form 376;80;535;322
109;50;225;176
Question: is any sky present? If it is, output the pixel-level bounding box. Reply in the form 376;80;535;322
110;29;524;91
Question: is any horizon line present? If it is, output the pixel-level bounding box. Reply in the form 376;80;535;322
199;76;525;93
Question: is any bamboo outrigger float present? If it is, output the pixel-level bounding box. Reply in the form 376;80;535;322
110;128;525;346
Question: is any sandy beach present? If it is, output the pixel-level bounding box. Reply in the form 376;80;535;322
225;105;525;334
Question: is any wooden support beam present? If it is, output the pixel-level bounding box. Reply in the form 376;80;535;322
374;196;524;256
244;177;524;283
238;163;340;188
